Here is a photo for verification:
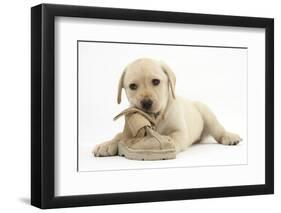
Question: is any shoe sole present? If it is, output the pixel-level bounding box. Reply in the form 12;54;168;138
118;142;176;161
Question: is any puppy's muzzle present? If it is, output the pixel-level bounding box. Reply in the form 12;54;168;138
140;99;153;110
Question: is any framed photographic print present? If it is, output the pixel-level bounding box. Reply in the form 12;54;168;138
31;3;274;209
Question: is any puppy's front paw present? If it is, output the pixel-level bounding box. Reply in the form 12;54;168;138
92;141;118;157
219;132;242;145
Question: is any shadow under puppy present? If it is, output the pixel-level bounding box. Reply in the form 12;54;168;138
93;58;241;159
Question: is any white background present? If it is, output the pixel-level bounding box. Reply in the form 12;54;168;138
0;0;280;212
78;41;248;172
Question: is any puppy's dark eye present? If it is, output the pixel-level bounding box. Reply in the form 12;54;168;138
129;83;138;90
152;79;160;86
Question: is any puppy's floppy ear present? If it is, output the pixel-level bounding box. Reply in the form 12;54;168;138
117;69;126;104
160;62;176;99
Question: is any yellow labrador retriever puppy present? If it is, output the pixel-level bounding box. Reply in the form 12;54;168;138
93;58;241;157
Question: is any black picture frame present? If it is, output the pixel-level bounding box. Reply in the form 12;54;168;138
31;3;274;209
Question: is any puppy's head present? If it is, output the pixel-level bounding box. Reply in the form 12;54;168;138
117;58;176;115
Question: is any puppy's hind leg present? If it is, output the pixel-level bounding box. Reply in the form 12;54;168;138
193;101;241;145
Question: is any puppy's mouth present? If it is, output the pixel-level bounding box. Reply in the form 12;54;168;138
137;107;161;119
151;111;161;119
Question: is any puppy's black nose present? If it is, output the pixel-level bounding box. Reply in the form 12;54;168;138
141;99;153;110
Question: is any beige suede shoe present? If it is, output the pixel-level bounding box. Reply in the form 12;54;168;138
114;107;176;161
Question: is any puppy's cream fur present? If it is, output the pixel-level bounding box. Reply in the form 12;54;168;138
93;58;241;157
